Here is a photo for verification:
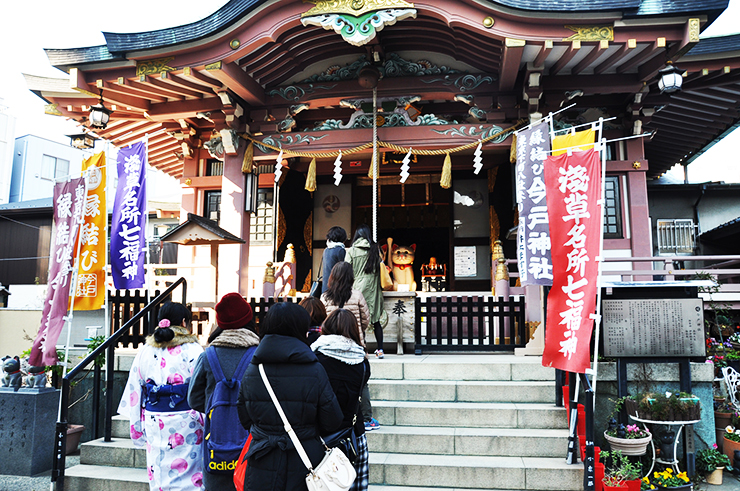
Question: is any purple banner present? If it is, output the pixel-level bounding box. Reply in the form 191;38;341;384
111;141;147;289
30;178;85;366
515;122;553;286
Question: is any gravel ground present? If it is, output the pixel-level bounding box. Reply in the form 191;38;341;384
0;454;79;491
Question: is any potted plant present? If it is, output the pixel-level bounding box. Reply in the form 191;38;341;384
642;468;692;490
723;426;740;467
624;392;701;422
601;450;642;491
605;421;652;456
697;444;732;485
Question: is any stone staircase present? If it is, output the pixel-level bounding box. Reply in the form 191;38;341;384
63;354;584;491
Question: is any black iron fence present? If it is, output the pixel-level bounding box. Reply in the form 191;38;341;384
414;295;526;354
248;296;297;331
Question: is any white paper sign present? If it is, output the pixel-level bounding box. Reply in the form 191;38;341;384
454;246;477;277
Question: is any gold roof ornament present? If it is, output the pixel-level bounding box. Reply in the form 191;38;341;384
301;0;416;47
302;0;415;18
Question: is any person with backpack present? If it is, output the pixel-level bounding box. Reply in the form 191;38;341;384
188;293;260;491
117;302;204;491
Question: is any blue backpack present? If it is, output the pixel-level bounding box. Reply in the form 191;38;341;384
204;346;256;474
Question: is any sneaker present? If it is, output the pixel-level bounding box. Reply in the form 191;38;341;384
375;349;384;359
364;418;380;431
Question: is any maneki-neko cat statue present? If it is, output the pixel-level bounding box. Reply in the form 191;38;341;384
383;238;417;291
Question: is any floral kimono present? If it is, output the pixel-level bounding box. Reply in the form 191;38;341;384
118;329;205;491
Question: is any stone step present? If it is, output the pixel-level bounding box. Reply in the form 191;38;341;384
374;401;567;429
369;379;554;403
112;414;131;439
366;426;569;458
368;453;582;490
369;355;555;382
64;464;148;491
80;438;145;468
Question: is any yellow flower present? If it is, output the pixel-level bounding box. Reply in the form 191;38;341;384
650;486;655;490
642;477;649;483
654;472;660;478
665;468;673;474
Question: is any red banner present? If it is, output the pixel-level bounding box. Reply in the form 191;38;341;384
30;178;86;367
542;149;601;373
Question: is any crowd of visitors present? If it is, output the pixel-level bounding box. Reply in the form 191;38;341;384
118;226;383;491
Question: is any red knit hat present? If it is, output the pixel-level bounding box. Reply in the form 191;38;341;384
216;293;253;330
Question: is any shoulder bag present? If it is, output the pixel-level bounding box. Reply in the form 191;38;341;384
258;364;357;491
310;257;323;297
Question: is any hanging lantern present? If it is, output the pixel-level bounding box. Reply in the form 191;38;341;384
89;89;113;129
658;63;686;94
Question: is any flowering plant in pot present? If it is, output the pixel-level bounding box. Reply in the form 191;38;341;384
723;426;740;467
602;450;642;491
605;419;652;456
697;444;732;485
642;468;692;490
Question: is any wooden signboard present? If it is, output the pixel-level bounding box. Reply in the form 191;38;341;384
602;298;705;357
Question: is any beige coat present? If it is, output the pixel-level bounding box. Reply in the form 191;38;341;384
321;288;370;335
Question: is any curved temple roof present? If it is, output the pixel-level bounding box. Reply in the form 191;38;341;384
33;0;740;179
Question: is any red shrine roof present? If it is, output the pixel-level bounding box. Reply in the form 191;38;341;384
27;0;740;179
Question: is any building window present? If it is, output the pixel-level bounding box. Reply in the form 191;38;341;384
41;155;70;180
250;189;274;243
206;159;224;176
603;176;623;239
204;190;221;224
657;219;696;255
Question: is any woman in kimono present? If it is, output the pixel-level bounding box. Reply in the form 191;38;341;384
118;302;205;491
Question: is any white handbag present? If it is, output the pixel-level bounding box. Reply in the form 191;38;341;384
258;364;357;491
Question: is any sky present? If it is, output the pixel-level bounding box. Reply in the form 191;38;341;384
0;0;739;186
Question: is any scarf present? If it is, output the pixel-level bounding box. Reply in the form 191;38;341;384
146;325;200;348
209;328;260;349
326;240;345;249
310;334;365;365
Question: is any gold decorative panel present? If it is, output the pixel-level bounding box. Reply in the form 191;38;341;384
136;57;175;77
302;0;414;18
563;26;614;42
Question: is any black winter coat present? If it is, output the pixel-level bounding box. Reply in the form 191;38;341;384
322;246;346;293
315;353;370;437
237;335;343;491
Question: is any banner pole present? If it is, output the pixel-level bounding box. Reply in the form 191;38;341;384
56;170;89;424
372;86;378;243
516;103;576;134
590;122;608;402
144;135;153;299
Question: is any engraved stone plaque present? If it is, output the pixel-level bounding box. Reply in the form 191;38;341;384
602;298;705;357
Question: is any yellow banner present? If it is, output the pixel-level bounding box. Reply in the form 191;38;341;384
74;152;106;310
552;129;595;156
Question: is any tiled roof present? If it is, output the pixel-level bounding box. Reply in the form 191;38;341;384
635;0;728;16
0;198;53;212
44;45;120;67
490;0;640;11
102;0;261;53
687;33;740;56
700;216;740;240
73;0;730;55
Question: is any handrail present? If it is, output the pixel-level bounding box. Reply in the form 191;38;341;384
52;277;187;491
